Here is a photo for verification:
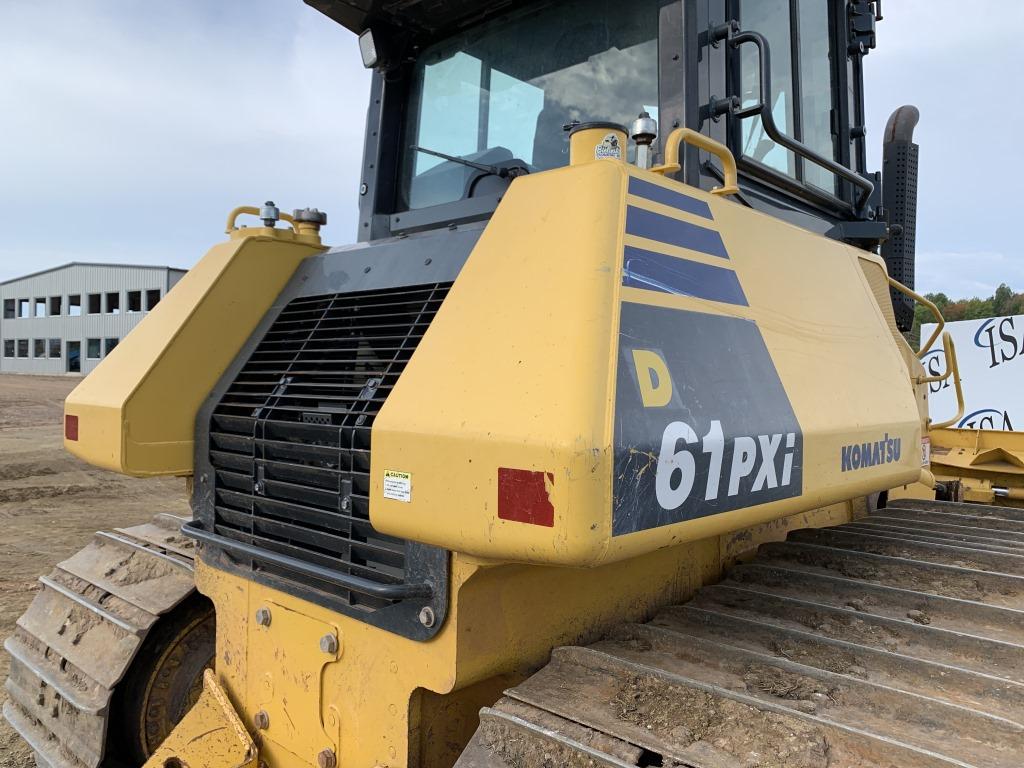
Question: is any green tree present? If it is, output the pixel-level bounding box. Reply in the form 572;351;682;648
904;285;1023;349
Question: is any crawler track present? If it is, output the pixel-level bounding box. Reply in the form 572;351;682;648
459;500;1024;768
3;514;197;768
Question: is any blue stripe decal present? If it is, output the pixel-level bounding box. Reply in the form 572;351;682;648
628;177;713;220
622;246;748;306
625;206;728;259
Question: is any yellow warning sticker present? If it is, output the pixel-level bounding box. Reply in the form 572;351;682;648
383;470;412;502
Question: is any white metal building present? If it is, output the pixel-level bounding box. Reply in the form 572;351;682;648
0;263;186;375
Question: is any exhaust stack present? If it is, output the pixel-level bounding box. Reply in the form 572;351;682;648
881;105;920;332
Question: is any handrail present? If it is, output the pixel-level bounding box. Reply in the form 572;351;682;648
917;331;955;385
930;332;966;429
887;276;943;358
182;521;434;600
225;205;299;234
725;27;875;213
652;128;740;197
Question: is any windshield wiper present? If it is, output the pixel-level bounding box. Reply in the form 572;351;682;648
411;145;527;178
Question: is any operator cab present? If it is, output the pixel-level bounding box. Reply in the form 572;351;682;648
308;0;884;244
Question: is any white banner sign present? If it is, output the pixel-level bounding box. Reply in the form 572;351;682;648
922;314;1024;431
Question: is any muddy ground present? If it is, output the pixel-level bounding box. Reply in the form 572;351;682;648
0;375;188;767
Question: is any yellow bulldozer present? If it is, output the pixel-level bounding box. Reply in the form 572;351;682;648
7;1;1024;767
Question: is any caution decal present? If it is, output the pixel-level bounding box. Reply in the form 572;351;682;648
613;302;803;535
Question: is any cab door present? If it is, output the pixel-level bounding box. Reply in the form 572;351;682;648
676;0;880;232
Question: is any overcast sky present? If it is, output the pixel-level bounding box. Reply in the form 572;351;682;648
2;0;1020;297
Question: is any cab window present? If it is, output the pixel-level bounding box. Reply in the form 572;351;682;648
735;0;839;192
400;0;663;211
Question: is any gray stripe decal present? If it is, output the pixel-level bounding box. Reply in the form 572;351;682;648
622;246;748;306
625;206;728;259
628;176;714;220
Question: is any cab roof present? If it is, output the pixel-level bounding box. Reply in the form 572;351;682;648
304;0;517;38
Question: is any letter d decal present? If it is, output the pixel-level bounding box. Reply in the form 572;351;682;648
632;349;673;407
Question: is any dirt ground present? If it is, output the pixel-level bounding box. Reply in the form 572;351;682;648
0;375;189;767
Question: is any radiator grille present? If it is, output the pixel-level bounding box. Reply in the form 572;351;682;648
207;283;450;611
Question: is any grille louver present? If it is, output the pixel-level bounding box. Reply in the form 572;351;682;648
206;283;451;614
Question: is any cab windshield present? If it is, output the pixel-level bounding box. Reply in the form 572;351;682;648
400;0;662;211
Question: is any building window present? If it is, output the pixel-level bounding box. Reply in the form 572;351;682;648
105;292;120;314
18;299;30;318
17;339;29;358
145;289;161;311
88;294;101;314
3;340;13;357
69;294;82;316
33;339;45;358
49;296;62;316
48;338;61;358
86;338;101;359
127;290;142;313
34;298;46;317
104;338;119;355
3;300;14;319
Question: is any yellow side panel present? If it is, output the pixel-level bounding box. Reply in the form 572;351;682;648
64;232;324;476
370;161;922;566
374;160;623;565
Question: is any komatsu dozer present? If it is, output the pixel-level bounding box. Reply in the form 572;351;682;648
8;2;1024;767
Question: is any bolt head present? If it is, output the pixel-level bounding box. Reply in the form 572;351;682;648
418;606;435;628
319;633;339;655
317;749;337;768
254;709;269;730
255;607;272;627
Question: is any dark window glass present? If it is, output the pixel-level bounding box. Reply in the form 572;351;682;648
87;338;101;359
145;289;161;310
48;338;61;358
49;296;61;316
33;339;45;358
3;340;13;357
17;339;28;357
88;294;101;314
799;0;835;191
736;0;838;188
104;338;119;355
34;298;45;317
67;342;80;373
128;291;142;312
738;0;795;177
106;292;120;314
401;0;662;210
3;299;14;319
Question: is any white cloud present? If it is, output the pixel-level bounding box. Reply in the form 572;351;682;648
0;0;371;281
1;0;1019;304
864;2;1024;301
915;250;1024;297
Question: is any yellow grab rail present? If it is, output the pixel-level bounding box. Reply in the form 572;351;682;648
929;331;966;429
886;276;964;429
917;330;956;385
652;128;740;197
887;276;943;358
225;205;299;234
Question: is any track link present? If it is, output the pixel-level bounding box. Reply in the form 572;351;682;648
3;514;197;768
459;500;1024;768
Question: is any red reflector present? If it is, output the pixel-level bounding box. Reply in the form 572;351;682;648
65;414;79;441
497;468;554;527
